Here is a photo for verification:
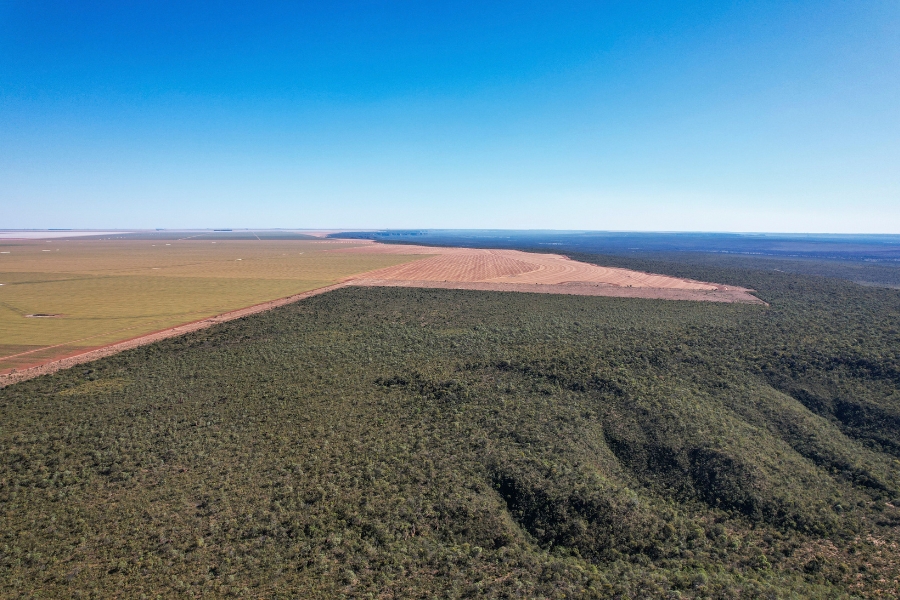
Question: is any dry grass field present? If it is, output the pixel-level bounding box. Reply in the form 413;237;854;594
0;238;424;373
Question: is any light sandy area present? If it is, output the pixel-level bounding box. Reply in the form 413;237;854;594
330;241;760;300
0;231;128;239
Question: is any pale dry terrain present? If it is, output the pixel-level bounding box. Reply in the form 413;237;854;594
332;241;761;302
0;238;419;374
333;242;719;287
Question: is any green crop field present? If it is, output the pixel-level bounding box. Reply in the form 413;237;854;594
0;237;426;372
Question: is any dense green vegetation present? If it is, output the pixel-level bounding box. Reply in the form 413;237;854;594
1;255;899;598
571;251;900;289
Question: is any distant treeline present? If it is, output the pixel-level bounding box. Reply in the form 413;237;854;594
330;230;900;287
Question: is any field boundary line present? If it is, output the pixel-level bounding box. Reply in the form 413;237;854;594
0;282;350;388
0;312;220;361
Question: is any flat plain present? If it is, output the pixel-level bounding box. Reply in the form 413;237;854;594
335;242;721;287
338;241;762;303
0;238;425;373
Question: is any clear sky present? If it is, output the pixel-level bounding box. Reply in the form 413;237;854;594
1;1;898;232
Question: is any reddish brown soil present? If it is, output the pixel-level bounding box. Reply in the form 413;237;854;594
331;242;731;290
332;242;761;302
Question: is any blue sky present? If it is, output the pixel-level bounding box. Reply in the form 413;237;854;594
1;1;898;232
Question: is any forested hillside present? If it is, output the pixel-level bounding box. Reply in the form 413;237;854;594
2;258;899;598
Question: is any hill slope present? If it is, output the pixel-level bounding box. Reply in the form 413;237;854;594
1;260;899;598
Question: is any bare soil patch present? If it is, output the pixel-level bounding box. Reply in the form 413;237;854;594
333;242;762;303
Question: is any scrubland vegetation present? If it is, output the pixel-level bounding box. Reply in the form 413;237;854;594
1;255;899;598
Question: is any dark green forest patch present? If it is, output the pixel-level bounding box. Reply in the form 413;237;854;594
1;263;899;598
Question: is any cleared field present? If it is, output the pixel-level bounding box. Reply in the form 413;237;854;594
0;238;424;373
334;243;719;287
333;242;761;302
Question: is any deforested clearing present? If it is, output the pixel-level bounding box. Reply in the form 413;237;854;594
333;241;762;303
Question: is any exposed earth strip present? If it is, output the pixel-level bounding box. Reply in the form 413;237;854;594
335;242;763;301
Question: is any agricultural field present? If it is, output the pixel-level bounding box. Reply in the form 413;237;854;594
0;237;426;373
1;235;762;379
338;243;761;304
337;243;721;288
1;255;899;597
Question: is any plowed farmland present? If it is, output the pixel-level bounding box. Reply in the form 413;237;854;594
333;242;760;302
